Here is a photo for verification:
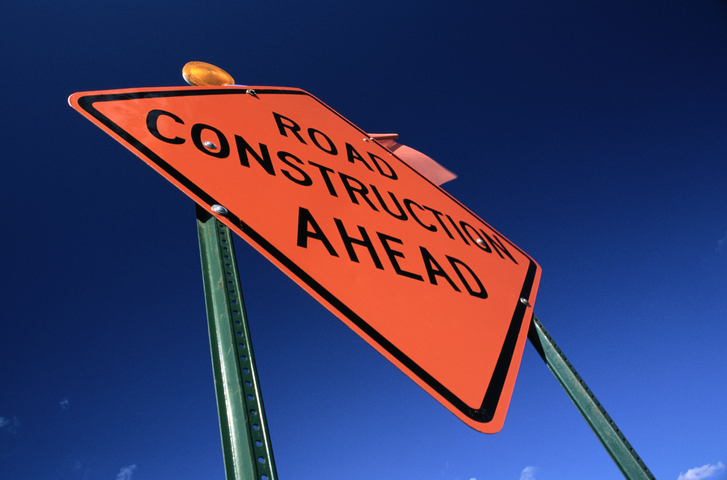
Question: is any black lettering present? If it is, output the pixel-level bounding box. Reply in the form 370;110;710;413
377;233;423;281
308;161;338;197
273;112;307;144
147;109;185;144
308;128;337;155
345;143;373;171
447;256;488;299
446;214;470;245
368;152;398;180
278;152;312;186
192;124;230;158
339;173;379;211
370;185;407;220
296;207;337;256
423;207;454;239
404;199;436;231
234;135;275;176
334;219;383;269
460;222;491;252
420;247;460;292
480;230;518;264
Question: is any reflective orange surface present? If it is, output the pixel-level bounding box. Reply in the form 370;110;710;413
69;86;540;433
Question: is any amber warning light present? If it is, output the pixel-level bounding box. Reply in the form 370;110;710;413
182;61;235;86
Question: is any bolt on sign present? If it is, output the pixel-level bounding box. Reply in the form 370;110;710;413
69;86;541;433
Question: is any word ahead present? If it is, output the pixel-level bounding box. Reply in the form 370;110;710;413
69;86;541;433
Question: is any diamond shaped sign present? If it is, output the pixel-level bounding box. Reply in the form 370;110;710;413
69;86;540;433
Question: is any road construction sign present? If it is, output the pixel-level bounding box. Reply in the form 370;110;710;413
69;86;540;433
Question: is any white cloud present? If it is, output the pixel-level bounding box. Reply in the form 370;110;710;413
520;466;536;480
678;462;725;480
717;232;727;253
116;464;137;480
0;416;21;433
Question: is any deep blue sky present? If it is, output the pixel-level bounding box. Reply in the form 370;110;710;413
2;1;726;480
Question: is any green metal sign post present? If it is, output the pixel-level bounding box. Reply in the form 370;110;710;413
528;315;656;480
197;205;278;480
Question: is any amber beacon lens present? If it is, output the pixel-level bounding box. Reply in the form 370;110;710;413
182;61;235;86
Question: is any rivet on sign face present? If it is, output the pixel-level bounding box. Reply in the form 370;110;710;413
203;141;218;150
211;204;229;215
363;138;369;142
519;297;531;307
246;89;257;97
476;238;486;246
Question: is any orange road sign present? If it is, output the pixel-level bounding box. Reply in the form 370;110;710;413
69;86;541;433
